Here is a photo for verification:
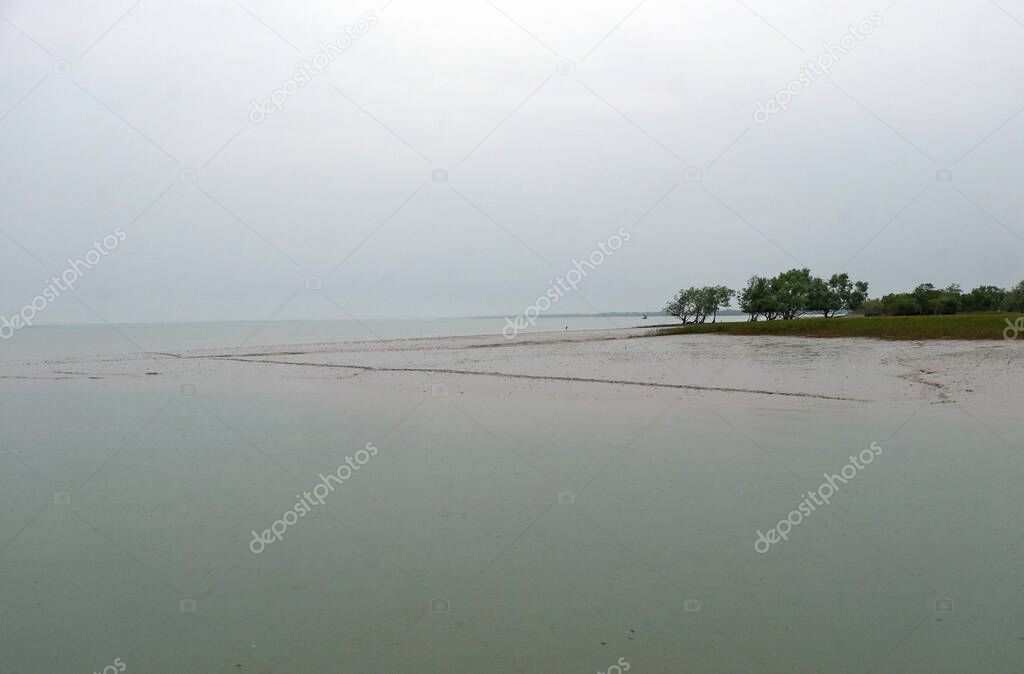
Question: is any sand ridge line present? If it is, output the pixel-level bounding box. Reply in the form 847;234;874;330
208;356;870;402
464;333;646;349
156;328;658;360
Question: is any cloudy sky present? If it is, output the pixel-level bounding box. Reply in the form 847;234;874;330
1;0;1022;323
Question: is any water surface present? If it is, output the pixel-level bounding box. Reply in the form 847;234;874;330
1;325;1021;673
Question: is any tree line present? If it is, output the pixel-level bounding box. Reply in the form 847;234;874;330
862;282;1024;316
666;269;1024;323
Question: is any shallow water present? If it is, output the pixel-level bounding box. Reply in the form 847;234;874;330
1;327;1022;673
0;315;753;362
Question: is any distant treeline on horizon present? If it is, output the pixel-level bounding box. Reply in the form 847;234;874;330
664;269;1024;324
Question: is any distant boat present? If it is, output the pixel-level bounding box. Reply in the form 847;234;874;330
641;314;647;319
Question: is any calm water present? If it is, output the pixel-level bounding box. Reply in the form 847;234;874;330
0;324;1021;673
0;316;684;361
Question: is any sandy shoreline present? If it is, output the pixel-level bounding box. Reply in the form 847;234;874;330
4;326;1021;406
3;327;1024;673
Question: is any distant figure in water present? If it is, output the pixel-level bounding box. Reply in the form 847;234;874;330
565;325;568;330
641;313;647;319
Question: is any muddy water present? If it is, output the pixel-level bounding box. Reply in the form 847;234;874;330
1;329;1022;673
0;315;710;362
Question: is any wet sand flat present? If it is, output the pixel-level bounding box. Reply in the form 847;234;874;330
1;329;1023;673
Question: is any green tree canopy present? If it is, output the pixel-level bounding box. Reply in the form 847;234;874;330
666;286;735;324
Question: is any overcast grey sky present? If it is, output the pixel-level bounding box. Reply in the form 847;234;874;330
1;0;1022;323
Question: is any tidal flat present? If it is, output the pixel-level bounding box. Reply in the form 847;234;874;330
1;328;1023;673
